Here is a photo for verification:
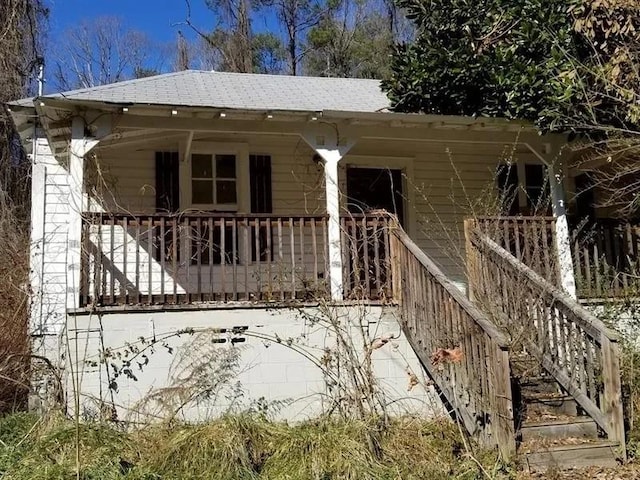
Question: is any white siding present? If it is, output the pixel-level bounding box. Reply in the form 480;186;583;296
32;138;70;335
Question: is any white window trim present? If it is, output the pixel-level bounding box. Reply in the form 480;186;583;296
179;141;250;213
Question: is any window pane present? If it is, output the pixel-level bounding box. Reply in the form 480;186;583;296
216;154;236;178
192;180;213;204
192;154;213;178
216;180;237;204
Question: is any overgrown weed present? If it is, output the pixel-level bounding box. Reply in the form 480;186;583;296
0;412;509;479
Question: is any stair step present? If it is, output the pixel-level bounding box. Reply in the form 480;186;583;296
522;393;578;419
520;417;598;441
521;441;620;472
518;376;561;395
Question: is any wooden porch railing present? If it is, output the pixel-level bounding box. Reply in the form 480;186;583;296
474;216;559;285
390;227;516;459
466;221;625;453
79;212;393;307
572;219;640;299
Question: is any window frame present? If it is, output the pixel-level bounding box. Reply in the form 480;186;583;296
189;151;239;211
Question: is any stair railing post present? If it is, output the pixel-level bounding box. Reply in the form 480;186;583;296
463;219;476;301
601;335;626;457
389;222;403;305
492;341;516;461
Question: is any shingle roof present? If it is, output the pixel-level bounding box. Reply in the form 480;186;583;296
13;70;391;113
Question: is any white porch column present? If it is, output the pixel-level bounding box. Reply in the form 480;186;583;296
324;152;344;300
548;162;577;298
67;117;101;310
302;124;356;301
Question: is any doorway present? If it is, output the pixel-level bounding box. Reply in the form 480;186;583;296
346;167;405;226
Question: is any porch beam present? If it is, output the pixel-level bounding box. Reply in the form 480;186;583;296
110;113;547;145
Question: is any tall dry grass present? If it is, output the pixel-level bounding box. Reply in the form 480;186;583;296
0;412;506;479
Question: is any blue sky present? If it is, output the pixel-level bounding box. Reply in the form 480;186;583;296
48;0;214;43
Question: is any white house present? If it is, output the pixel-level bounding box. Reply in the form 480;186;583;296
8;70;625;464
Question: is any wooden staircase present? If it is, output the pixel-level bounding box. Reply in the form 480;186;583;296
514;375;621;471
388;219;626;472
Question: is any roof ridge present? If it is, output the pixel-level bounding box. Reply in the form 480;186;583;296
188;70;382;82
47;70;197;100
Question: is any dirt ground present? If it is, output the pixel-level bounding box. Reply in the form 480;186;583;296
520;464;640;479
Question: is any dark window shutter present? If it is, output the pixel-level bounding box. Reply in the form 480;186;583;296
155;151;180;212
155;152;180;262
249;155;273;261
249;154;272;213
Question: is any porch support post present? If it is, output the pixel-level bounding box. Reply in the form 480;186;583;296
524;141;576;298
67;116;103;310
302;123;356;301
548;162;577;298
324;153;344;300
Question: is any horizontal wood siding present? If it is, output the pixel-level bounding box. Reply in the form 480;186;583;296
35;139;71;332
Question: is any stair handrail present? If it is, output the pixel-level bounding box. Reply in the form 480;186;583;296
390;227;516;460
466;225;625;456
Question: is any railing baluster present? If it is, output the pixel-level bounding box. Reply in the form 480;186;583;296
299;217;305;296
277;217;284;301
372;217;381;297
323;217;329;298
96;218;103;305
361;216;370;298
122;216;128;304
109;216;115;305
220;218;226;301
172;217;177;304
255;217;261;298
184;217;190;303
244;217;250;300
289;217;296;300
160;216;165;304
147;216;153;304
209;218;214;301
232;218;238;300
311;218;318;294
80;217;90;307
266;217;272;298
135;219;140;305
196;217;202;302
341;217;349;298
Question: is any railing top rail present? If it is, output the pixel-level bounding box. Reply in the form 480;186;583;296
471;231;619;343
473;215;556;222
82;211;397;221
82;211;330;221
392;228;510;349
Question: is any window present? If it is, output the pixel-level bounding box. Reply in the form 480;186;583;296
496;163;551;215
191;153;237;207
524;164;550;213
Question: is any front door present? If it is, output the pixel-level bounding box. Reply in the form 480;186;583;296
344;166;404;299
346;167;404;226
